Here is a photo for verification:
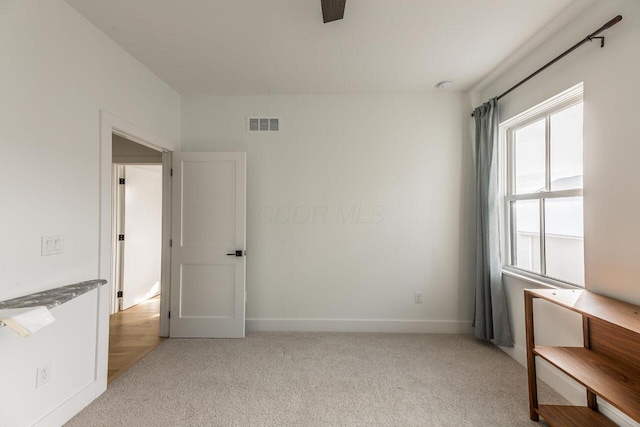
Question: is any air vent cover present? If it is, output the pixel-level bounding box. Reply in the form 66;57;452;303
248;117;279;132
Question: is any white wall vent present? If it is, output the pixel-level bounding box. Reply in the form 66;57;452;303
248;117;279;132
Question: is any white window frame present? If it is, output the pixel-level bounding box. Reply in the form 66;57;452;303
499;83;584;288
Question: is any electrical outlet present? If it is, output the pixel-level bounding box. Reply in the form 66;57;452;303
415;292;423;304
36;361;52;388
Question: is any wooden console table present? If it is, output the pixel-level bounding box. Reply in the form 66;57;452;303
525;288;640;426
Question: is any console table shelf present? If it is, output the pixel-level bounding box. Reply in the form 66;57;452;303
535;405;617;427
525;288;640;426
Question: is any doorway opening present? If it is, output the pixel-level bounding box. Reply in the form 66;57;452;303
108;133;167;383
111;135;163;313
98;111;174;388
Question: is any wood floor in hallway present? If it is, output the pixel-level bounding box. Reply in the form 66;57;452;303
108;296;165;383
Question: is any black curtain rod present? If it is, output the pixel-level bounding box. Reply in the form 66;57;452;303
471;14;623;117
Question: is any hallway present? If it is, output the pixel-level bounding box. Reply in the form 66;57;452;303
108;296;165;383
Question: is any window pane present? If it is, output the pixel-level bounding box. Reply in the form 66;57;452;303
550;103;583;190
545;197;584;286
514;119;546;194
513;200;541;273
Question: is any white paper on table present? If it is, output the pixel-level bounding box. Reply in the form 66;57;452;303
0;306;56;337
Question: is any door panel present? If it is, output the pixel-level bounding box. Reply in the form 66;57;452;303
170;152;246;338
181;161;237;247
179;263;236;318
122;165;162;310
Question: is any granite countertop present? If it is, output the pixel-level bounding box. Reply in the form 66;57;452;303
0;279;107;327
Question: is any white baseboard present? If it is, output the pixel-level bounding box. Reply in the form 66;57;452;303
246;318;474;334
33;381;105;427
499;344;639;427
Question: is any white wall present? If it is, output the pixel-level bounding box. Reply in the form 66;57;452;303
478;1;640;424
182;93;475;332
0;290;99;427
0;0;180;302
0;1;180;425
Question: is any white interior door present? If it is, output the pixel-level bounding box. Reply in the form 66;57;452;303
121;165;163;310
170;152;246;338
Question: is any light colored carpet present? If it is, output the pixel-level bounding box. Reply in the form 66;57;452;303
67;333;563;426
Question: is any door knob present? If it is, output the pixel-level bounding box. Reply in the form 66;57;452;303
227;250;244;257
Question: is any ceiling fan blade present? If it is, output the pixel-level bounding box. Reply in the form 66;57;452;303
321;0;346;23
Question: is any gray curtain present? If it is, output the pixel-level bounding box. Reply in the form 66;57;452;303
473;98;512;347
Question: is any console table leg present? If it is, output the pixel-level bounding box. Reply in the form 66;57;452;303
582;315;599;411
525;292;539;421
587;391;598;410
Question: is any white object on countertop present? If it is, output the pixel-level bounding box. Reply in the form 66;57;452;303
0;306;55;337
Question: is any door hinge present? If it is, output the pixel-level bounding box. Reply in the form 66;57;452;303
117;291;123;298
170;239;173;247
118;234;125;241
168;311;171;319
170;168;173;177
119;178;125;185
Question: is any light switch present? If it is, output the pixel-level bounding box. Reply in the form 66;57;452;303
41;235;64;256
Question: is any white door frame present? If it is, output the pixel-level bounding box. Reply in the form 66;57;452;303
99;111;174;337
111;164;125;313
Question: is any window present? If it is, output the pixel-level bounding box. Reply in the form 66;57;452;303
500;84;584;286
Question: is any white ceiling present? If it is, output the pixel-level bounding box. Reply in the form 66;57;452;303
65;0;586;96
